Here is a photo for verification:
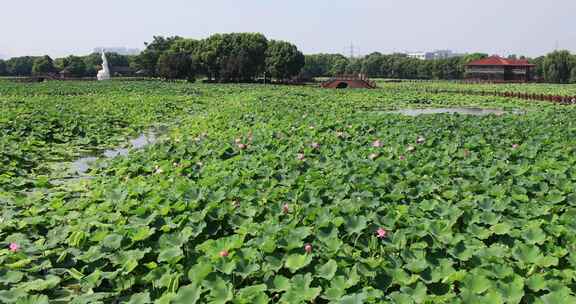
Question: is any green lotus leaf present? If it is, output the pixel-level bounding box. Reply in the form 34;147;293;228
541;288;576;304
172;284;202;304
279;274;321;304
317;259;338;280
339;292;367;304
491;222;512;235
157;247;184;264
285;254;312;273
512;243;542;266
125;292;151;304
0;271;24;284
322;276;347;301
14;294;50;304
188;262;213;284
233;284;268;304
526;274;547;292
102;233;123;249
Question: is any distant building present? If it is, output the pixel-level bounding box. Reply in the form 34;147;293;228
407;52;427;60
407;50;464;60
93;47;140;55
465;56;535;82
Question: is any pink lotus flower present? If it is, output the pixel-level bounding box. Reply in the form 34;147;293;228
372;140;383;148
399;155;406;161
219;250;229;257
9;243;19;252
369;153;380;160
304;243;313;254
376;228;388;239
311;142;320;149
512;144;519;149
407;145;415;152
282;203;290;214
237;143;247;150
297;153;305;161
416;137;426;144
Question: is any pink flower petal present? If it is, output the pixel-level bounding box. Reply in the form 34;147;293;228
304;243;313;254
376;228;388;239
9;243;19;252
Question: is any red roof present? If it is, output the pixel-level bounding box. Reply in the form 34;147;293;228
466;56;535;67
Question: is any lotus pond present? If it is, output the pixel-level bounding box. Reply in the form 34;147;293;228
1;80;576;303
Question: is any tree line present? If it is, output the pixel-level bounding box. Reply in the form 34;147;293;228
1;34;575;83
132;33;305;82
0;53;134;78
300;50;576;83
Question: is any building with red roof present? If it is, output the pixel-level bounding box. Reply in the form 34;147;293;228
465;56;536;82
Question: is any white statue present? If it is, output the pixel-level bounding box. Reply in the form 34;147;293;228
97;49;111;81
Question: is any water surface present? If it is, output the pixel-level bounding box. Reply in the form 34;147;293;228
383;107;524;116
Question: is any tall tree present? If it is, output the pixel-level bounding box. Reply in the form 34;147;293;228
6;56;35;76
0;60;6;76
543;50;574;83
218;33;268;82
530;56;545;80
571;67;576;84
361;53;384;77
133;36;182;76
157;51;195;81
265;40;305;80
32;55;57;75
60;55;87;77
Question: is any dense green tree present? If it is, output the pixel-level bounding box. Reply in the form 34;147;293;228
60;55;87;77
265;40;304;80
217;33;268;82
462;53;488;64
571;67;576;84
133;36;183;76
345;58;362;75
301;54;347;78
6;56;35;76
170;39;199;55
543;50;574;83
530;56;545;80
361;53;384;77
195;34;225;80
32;55;57;75
0;60;6;75
329;56;349;76
157;51;195;81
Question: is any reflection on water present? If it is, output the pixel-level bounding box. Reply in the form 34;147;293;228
71;131;159;175
383;107;524;116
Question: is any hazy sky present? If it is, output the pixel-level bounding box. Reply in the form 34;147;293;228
1;0;575;59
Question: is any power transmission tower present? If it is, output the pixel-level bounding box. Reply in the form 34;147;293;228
350;43;355;59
